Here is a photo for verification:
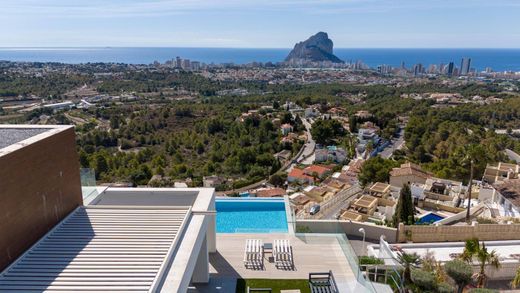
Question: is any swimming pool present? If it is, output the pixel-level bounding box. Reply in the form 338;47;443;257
416;212;445;224
216;198;289;233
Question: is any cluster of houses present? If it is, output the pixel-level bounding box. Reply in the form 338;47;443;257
401;92;503;106
286;158;366;217
337;161;520;226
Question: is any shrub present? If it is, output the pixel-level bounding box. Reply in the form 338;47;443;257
359;256;384;266
437;282;454;293
468;289;498;293
445;259;473;293
411;269;436;291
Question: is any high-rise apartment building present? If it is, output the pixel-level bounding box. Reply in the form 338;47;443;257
460;57;471;75
447;62;455;77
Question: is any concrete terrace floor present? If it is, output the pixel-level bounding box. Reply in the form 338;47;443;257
188;233;359;292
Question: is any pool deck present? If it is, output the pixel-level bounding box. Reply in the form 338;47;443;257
189;233;361;292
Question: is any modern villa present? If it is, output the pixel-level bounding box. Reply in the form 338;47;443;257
0;125;390;292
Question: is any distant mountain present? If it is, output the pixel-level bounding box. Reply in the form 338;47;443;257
285;32;344;64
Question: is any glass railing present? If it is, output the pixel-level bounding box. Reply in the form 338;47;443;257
80;168;99;203
285;195;297;234
295;233;380;292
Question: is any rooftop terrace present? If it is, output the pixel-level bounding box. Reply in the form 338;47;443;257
190;233;375;292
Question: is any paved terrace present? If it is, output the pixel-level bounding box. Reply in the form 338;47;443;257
190;233;367;292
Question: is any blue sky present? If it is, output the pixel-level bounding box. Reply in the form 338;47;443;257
1;0;519;48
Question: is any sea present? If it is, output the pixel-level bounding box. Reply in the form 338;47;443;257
0;47;520;72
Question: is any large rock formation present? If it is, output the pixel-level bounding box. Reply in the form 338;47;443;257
285;32;343;64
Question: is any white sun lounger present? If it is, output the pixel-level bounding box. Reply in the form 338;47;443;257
273;239;293;269
244;239;264;268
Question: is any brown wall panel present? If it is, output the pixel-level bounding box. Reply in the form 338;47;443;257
0;128;83;270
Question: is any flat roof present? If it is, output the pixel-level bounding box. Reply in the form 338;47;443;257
0;206;191;292
352;194;378;208
0;125;73;156
369;182;391;194
341;210;364;221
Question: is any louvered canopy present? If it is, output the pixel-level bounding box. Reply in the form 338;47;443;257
0;206;190;292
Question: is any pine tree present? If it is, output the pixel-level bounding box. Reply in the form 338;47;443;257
394;183;415;226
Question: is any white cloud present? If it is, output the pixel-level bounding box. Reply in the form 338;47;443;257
5;0;511;18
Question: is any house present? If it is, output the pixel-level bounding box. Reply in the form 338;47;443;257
304;107;319;118
256;187;286;198
322;176;347;191
355;110;373;119
390;162;432;188
368;182;392;198
287;168;315;185
349;194;378;220
342;158;365;185
203;175;226;188
483;162;520;184
290;192;312;206
492;179;520;217
315;146;347;163
303;165;332;179
304;185;336;203
340;210;364;221
280;123;293;136
43;101;74;112
327;107;347;117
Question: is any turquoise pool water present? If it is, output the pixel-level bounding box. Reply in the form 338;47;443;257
216;199;289;233
416;212;445;224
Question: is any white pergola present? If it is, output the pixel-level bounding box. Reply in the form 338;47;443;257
0;187;217;293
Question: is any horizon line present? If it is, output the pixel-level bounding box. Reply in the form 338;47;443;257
1;46;520;50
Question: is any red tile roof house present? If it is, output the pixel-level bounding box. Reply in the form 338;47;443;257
287;168;315;185
303;165;332;179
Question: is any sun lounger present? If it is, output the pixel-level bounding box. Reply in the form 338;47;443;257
273;239;293;269
244;239;264;268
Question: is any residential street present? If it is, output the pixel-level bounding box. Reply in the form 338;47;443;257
379;127;405;159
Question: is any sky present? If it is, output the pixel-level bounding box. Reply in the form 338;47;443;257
1;0;519;48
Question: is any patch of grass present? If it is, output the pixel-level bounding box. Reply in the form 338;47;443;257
235;279;311;293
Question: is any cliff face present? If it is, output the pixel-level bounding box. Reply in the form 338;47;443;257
285;32;343;63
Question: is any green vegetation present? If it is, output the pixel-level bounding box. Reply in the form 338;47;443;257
359;255;384;266
393;183;415;226
4;62;520;191
235;279;310;293
461;238;501;288
73;102;283;187
310;118;344;145
410;268;437;291
511;266;520;289
468;289;498;293
397;251;421;285
357;157;400;186
445;259;473;293
404;104;520;182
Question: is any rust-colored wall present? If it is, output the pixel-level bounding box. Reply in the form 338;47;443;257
0;127;83;271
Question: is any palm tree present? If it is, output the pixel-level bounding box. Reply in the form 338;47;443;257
461;144;488;222
510;266;520;289
461;238;501;287
397;251;421;284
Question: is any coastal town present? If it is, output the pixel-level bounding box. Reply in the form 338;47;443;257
2;27;520;293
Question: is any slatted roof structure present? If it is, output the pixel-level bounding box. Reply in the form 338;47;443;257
0;206;191;292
